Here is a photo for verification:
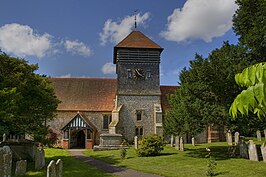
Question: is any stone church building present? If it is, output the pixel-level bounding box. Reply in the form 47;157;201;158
49;29;222;149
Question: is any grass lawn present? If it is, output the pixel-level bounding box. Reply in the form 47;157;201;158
84;141;266;177
24;148;113;177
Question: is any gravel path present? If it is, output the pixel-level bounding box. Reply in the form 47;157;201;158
69;149;163;177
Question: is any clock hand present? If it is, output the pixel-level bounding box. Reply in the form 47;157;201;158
136;70;144;77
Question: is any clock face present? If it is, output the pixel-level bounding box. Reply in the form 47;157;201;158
133;68;145;80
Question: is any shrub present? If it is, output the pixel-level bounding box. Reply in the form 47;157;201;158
136;135;164;157
120;148;127;159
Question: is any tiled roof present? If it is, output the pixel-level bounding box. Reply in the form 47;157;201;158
50;78;116;111
115;30;163;49
160;86;179;112
50;78;177;113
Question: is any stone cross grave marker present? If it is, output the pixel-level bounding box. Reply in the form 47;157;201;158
256;130;262;142
248;140;258;161
0;146;12;177
191;137;195;146
239;136;249;159
227;132;233;145
234;132;239;145
175;136;180;150
170;135;174;147
47;160;56;177
180;137;184;151
261;144;266;163
15;160;27;176
35;148;45;170
134;136;138;150
56;159;63;177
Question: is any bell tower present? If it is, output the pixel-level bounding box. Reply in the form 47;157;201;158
113;30;163;95
113;30;164;141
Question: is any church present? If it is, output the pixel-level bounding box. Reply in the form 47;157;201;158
49;29;223;149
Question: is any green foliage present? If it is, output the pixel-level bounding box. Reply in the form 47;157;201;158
230;62;266;118
136;135;164;157
206;153;217;177
233;0;266;62
164;42;252;136
120;148;127;159
0;53;60;141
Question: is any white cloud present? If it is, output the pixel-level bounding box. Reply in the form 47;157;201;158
99;12;150;45
58;73;72;78
101;62;116;74
64;40;92;57
0;23;52;58
161;0;238;43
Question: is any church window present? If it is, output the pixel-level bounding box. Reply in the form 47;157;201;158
103;114;112;129
127;69;132;78
64;130;69;139
146;69;151;78
136;110;142;121
87;130;92;139
135;127;144;137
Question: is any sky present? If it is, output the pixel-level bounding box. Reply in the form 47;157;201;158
0;0;239;85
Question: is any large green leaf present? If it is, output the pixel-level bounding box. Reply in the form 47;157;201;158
230;62;266;118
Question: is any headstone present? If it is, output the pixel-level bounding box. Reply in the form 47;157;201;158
239;136;249;159
134;136;138;150
234;132;240;145
35;148;45;170
175;136;180;150
0;146;12;177
180;137;184;151
256;130;262;142
191;137;195;146
248;140;258;161
264;129;266;138
56;159;63;177
47;160;56;177
3;133;6;142
15;160;27;176
261;144;266;163
227;131;233;145
170;135;174;147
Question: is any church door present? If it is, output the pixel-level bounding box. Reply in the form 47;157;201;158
77;130;85;148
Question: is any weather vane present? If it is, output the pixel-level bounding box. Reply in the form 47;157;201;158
134;9;138;29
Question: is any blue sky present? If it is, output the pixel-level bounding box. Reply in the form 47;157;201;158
0;0;239;85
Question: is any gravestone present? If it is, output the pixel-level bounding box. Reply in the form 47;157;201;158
47;160;56;177
134;136;138;150
15;160;27;176
191;137;195;146
3;133;6;142
256;130;262;142
227;132;233;145
264;129;266;138
35;148;45;170
0;146;12;177
180;137;184;151
248;140;258;161
170;135;174;147
261;144;266;163
175;136;180;150
239;136;249;159
234;132;239;145
56;159;63;177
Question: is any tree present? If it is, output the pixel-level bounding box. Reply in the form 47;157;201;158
230;62;266;118
164;42;261;136
233;0;266;62
0;53;60;141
